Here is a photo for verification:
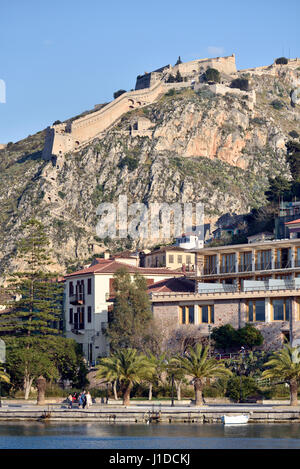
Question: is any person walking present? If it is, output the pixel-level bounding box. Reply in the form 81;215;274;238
68;394;73;409
86;391;92;409
78;392;84;409
82;391;87;409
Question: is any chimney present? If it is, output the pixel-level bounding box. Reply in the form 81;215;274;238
104;251;110;259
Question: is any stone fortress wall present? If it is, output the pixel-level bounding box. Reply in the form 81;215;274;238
42;54;296;160
42;54;239;160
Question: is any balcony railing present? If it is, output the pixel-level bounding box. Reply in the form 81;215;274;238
203;267;217;275
69;294;85;305
220;264;236;274
238;264;252;272
274;260;292;269
71;322;85;334
254;262;272;271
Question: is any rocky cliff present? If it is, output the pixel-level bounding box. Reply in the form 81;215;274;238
0;61;299;275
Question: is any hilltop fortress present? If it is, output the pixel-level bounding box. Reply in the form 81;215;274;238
42;54;299;161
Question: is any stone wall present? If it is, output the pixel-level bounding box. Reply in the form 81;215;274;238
42;81;166;160
152;302;179;331
135;55;237;91
152;296;300;351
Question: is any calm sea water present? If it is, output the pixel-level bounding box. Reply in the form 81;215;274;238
0;422;300;449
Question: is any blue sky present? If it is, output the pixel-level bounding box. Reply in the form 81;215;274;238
0;0;299;143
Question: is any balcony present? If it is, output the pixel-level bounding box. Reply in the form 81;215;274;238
203;267;217;275
238;264;252;273
274;260;292;269
71;322;85;334
220;264;236;274
254;262;272;271
69;294;85;305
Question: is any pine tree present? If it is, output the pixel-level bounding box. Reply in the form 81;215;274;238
0;219;66;398
0;219;63;337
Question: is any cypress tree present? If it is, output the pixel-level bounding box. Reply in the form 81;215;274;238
107;268;153;352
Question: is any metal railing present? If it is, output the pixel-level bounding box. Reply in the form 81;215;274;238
220;264;236;274
238;264;252;272
255;262;272;271
244;281;299;292
203;267;217;275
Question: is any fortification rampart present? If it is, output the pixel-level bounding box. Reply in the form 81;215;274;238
135;54;237;90
43;54;263;159
42;81;166;160
239;58;300;75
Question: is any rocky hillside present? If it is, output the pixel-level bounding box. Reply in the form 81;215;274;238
0;62;299;275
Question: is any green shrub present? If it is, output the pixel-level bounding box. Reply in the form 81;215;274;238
275;57;288;65
236;324;264;348
118;154;139;171
113;89;126;99
230;78;249;91
166;74;176;83
165;88;176;96
271;99;284;110
211;324;238;351
289;130;299;139
226;375;258;402
204;68;221;83
251;117;266;126
212;324;264;351
58;191;66;199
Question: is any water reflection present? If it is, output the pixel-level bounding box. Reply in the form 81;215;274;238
0;422;300;449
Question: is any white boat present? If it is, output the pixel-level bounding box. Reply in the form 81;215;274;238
221;414;249;425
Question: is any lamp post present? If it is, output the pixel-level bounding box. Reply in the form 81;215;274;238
171;374;175;407
0;339;6;408
208;324;212;357
106;383;109;404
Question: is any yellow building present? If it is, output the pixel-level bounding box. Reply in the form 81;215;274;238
143;246;196;272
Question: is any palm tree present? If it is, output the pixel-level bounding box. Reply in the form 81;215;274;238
168;358;186;401
173;344;232;406
143;352;168;400
96;348;154;406
0;367;9;384
262;345;300;406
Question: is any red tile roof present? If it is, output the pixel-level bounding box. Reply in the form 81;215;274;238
147;276;195;293
285;219;300;225
65;259;183;278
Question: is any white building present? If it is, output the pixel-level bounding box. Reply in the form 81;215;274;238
64;256;183;363
175;232;204;250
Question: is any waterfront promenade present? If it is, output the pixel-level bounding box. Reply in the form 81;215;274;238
0;400;300;423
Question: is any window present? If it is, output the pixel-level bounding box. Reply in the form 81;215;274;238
69;281;74;296
247;300;265;322
179;305;195;324
186;255;191;264
87;278;92;295
69;308;73;324
169;255;174;264
88;306;92;323
200;305;214;323
272;299;290;321
178;255;182;263
80;307;85;329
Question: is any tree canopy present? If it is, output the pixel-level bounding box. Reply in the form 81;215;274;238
107;268;153;352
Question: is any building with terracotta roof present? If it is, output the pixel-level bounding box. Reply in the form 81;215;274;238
64;256;183;361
